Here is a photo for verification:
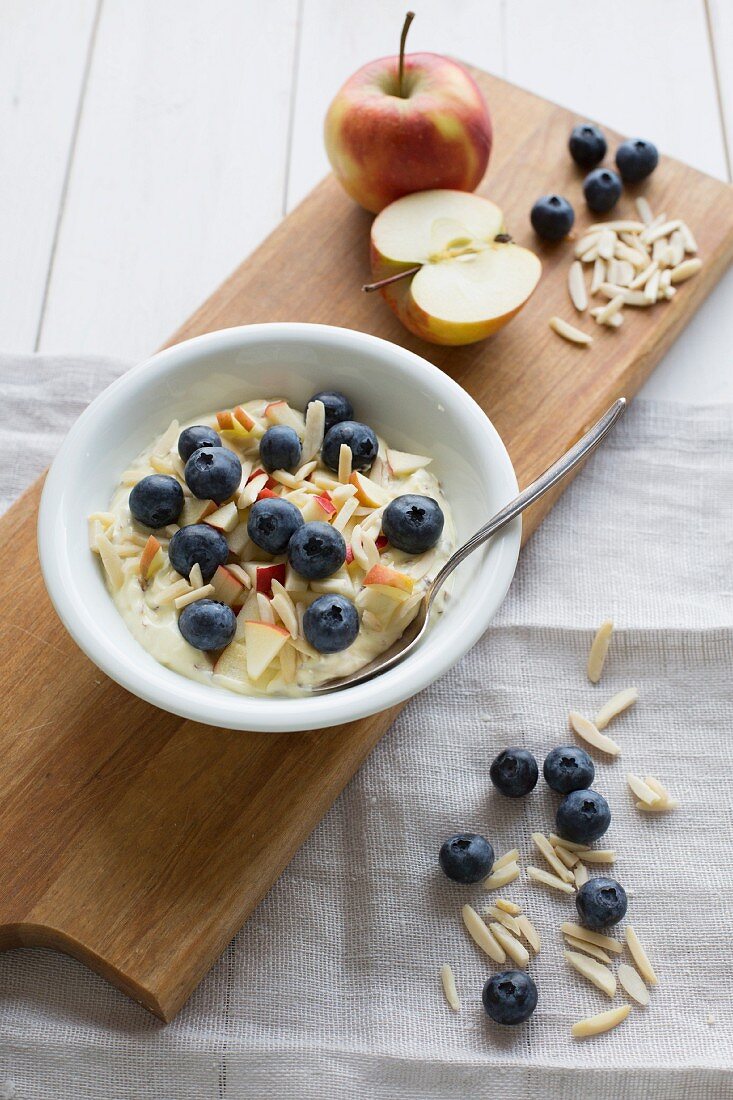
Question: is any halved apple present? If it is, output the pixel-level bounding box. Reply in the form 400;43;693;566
370;189;541;345
243;620;290;681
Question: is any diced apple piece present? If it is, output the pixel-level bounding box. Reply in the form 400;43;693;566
204;501;239;533
213;640;248;681
299;493;335;523
256;562;287;596
211;565;246;607
216;410;235;430
263;400;305;435
315;491;337;516
139;535;164;583
227;522;253;558
386;448;432;476
349;470;390;507
243;620;290;681
233;405;256;431
345;544;355;565
257;486;279;501
179;496;216;527
363;563;414;593
375;534;388;552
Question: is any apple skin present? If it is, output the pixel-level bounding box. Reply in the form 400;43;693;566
325;53;492;214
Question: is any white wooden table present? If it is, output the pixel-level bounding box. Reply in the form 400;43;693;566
2;0;731;401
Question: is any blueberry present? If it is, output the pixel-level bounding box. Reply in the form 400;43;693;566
556;788;611;845
530;194;575;241
177;598;236;651
302;594;359;653
576;876;628;930
259;425;302;473
177;425;222;462
321;421;378;474
128;474;184;528
583;167;622;214
543;745;595;794
307;390;354;433
490;748;539;798
382;494;444;555
569;123;607;169
168;524;229;583
247;497;304;555
439;833;494;884
184;447;242;504
482;970;538;1026
288;521;346;580
616;138;659;183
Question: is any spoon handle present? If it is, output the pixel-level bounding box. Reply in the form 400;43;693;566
427;397;627;604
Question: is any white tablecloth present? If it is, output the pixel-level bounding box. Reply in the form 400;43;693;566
1;354;731;1099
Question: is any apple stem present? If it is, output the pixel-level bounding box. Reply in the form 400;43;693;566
363;265;422;293
398;11;415;98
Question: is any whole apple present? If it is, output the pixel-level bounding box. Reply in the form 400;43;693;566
324;13;492;214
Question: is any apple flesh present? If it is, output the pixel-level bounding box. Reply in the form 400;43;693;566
370;189;541;345
325;52;491;214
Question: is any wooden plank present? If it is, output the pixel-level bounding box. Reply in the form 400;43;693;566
0;0;97;351
38;0;298;361
287;0;503;209
1;68;732;1023
504;0;728;180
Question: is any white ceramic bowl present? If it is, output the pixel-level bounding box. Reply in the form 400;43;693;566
38;324;520;732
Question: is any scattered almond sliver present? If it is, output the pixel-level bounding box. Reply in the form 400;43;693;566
618;962;650;1005
526;865;575;894
174;583;215;609
625;926;658;984
627;773;660;806
572;1003;631;1038
553;845;579;869
440;963;461;1012
485;906;521;936
516;915;540;953
564;934;612;964
549;316;593;346
578;849;615;864
573;862;589;887
490;923;530;968
531;833;575;883
483;861;520;890
560;923;623;954
569;711;621;757
461;905;505;963
587;619;613;682
495;898;521;916
594;687;638;730
549;834;589;853
564;950;616;998
491;848;520;872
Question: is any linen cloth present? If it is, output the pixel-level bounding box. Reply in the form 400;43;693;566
0;353;731;1100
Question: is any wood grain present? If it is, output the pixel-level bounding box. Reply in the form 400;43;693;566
2;69;732;1021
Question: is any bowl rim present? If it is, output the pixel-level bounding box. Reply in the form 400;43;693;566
38;322;520;732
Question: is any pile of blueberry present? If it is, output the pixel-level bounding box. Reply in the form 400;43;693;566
127;389;445;661
531;124;659;240
438;742;627;1025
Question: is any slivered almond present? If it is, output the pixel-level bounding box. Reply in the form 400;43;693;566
625;926;658;984
644;269;661;302
301;399;326;462
594;687;638;729
492;849;520;872
636;799;679;812
572;1004;630;1038
490;923;530;967
462;905;505;963
588;220;645;234
531;833;575;882
590;258;606;294
680;222;697;253
527;866;575;894
564;934;611;964
598;284;652;305
96;534;125;589
573;862;589;887
564;950;616;997
483;862;520;890
227;562;251;589
271;586;299;638
627;773;660;806
174;583;215;609
549;316;593;346
256;592;275;624
670;257;702;284
629;260;658;290
554;845;579;869
332;497;359;533
495;898;521;915
614;241;649;270
579;849;615;863
486;906;521;935
644;775;673;803
587;619;613;681
189;562;204;589
595;294;625;324
618;963;650;1005
516;915;540;953
440;963;461;1012
549;834;590;853
569;711;621;756
591;307;623;328
668;229;685;268
574;232;602;258
568;261;588;311
338;443;352;483
641;218;682;245
157;579;193;604
597;229;616;260
614;260;634;287
561;923;623;954
635;196;654;225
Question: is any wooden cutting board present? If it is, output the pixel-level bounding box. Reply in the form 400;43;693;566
2;69;732;1022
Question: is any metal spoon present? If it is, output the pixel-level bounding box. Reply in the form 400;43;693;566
311;397;626;694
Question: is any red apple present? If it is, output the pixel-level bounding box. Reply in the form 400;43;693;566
324;13;491;214
256;562;287;596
